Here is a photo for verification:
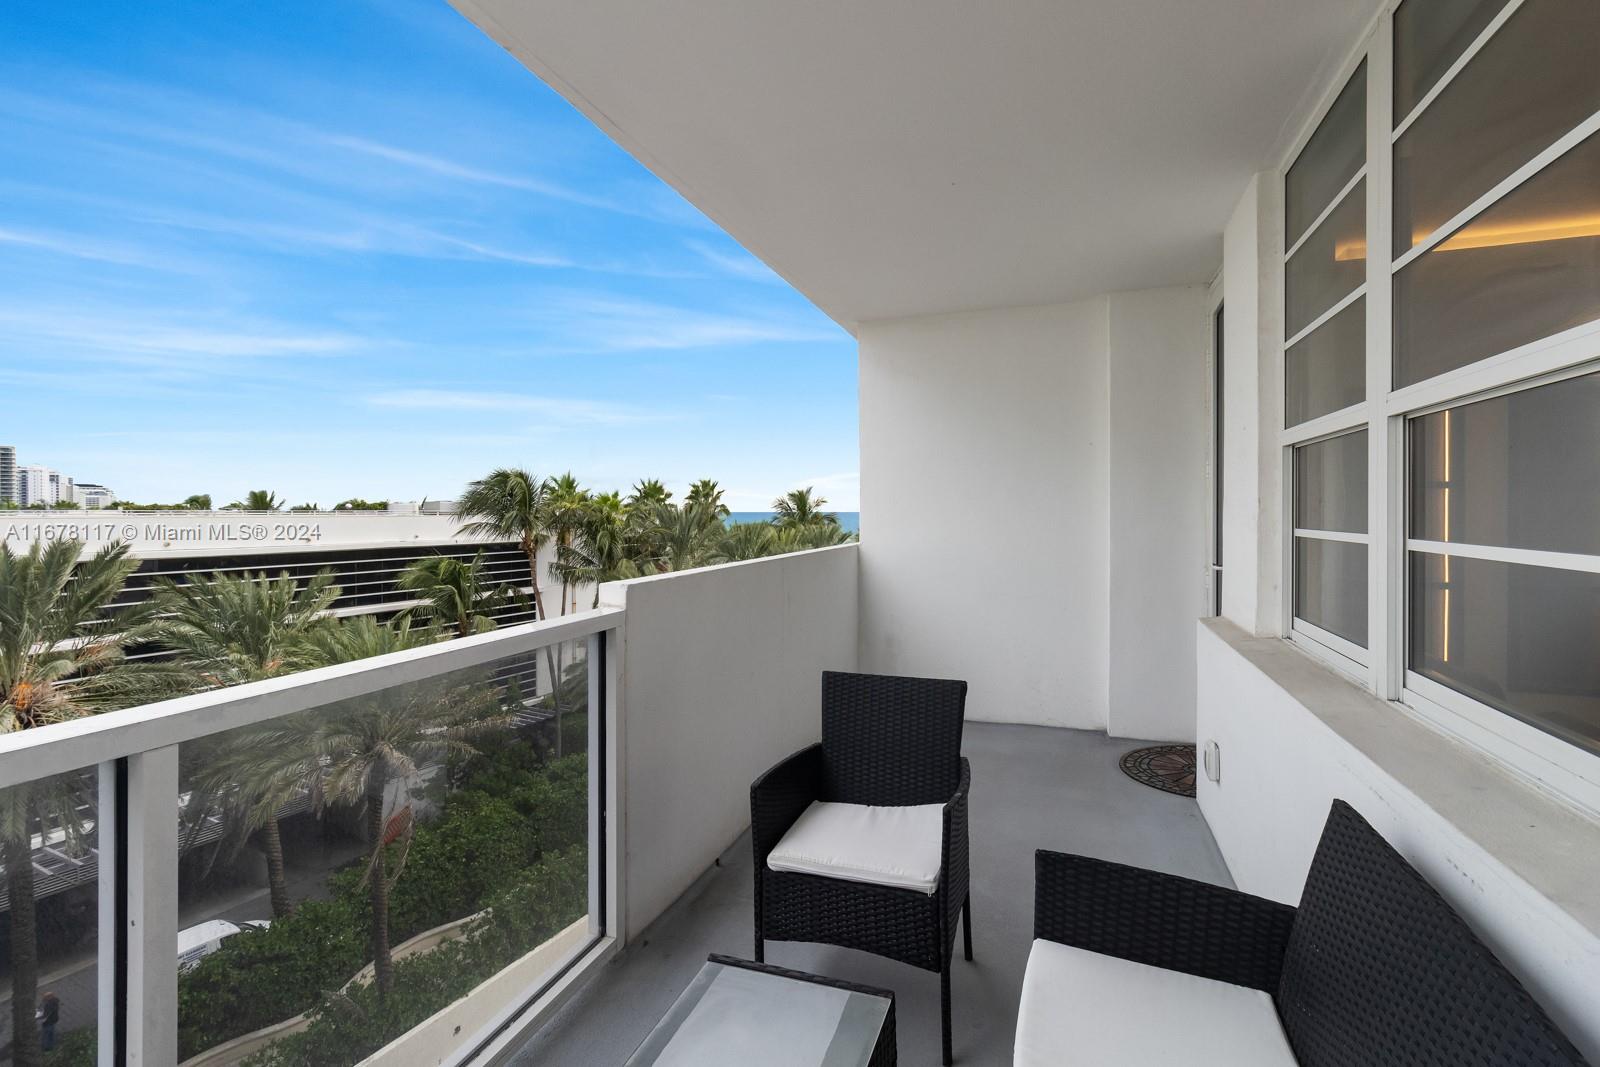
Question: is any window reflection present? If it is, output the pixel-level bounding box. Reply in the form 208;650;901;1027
1392;0;1600;255
1394;130;1600;387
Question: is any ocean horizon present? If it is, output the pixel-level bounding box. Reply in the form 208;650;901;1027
728;511;860;535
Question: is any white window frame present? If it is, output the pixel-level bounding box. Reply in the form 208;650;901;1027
1285;422;1373;676
1208;270;1225;618
1279;31;1378;679
1276;0;1600;815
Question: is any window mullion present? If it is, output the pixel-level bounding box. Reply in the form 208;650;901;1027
1366;13;1400;700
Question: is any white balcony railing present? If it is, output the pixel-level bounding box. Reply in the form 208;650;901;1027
1;543;862;1067
0;607;623;1067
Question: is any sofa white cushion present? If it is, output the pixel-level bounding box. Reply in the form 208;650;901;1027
766;800;944;895
1014;938;1297;1067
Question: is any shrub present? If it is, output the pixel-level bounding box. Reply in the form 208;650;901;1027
245;847;588;1066
43;1027;96;1067
178;753;588;1060
178;894;367;1060
379;791;530;939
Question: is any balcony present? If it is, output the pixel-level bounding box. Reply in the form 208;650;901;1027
4;540;1598;1065
0;543;1230;1066
8;0;1600;1062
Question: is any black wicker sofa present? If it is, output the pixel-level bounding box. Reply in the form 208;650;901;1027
1016;800;1589;1066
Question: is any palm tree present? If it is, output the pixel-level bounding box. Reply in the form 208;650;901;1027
553;492;638;608
545;473;591;616
772;487;839;530
228;490;283;511
263;623;508;999
781;523;855;551
642;501;724;573
397;553;513;638
0;540;170;1067
686;479;730;517
716;521;779;562
625;479;672;510
150;570;340;917
182;494;212;510
455;470;568;758
456;469;553;622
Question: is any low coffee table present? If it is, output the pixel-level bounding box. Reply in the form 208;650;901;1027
625;954;896;1067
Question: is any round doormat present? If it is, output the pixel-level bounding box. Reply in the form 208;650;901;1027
1119;744;1197;797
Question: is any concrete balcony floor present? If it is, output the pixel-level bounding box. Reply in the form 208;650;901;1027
510;722;1233;1066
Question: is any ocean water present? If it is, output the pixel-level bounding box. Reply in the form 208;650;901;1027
728;511;860;535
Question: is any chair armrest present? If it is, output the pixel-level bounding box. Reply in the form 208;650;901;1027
751;743;824;863
1033;849;1296;992
940;758;971;920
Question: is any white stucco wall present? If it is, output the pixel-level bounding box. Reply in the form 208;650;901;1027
1204;160;1599;1059
1219;175;1285;636
600;546;859;939
1107;287;1210;741
859;291;1210;740
858;299;1112;730
1196;620;1600;1062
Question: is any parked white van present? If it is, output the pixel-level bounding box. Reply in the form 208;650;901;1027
177;918;271;973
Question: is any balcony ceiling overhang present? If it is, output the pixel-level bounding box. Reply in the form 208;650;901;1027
451;0;1372;330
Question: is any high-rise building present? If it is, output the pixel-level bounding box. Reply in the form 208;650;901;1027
18;465;55;506
0;446;14;504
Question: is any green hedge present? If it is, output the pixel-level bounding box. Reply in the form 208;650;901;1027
178;751;588;1061
244;847;587;1066
42;1027;96;1067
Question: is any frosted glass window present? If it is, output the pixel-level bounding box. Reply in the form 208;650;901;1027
1286;296;1366;426
1392;0;1600;255
1286;181;1366;340
1296;539;1369;647
1286;63;1367;245
1411;552;1600;755
1296;431;1368;534
1394;130;1600;387
1393;0;1510;122
1410;371;1600;555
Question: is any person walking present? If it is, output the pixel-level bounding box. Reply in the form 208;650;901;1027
38;992;60;1052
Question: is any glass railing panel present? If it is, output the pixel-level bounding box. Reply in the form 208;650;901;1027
0;765;102;1066
174;637;594;1066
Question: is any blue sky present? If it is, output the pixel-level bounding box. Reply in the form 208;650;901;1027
0;1;859;510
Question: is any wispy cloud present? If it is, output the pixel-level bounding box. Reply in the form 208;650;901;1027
1;80;688;228
687;240;783;284
367;389;672;426
0;224;189;271
0;305;362;366
1;11;857;506
538;296;840;352
317;133;636;216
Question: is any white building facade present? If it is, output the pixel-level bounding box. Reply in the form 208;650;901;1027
73;482;116;508
17;464;56;506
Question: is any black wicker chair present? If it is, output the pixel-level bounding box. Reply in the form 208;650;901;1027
751;670;971;1065
1022;799;1590;1066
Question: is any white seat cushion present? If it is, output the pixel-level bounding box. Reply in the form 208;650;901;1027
1014;938;1297;1067
766;800;944;895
